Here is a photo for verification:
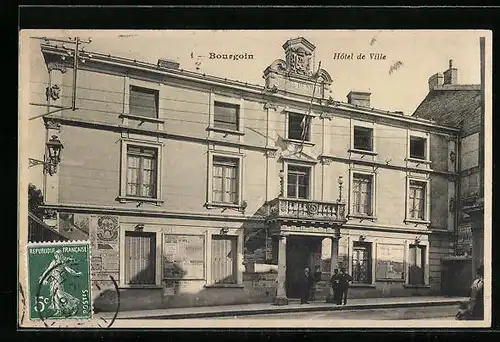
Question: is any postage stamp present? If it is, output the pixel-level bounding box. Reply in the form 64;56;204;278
27;241;92;321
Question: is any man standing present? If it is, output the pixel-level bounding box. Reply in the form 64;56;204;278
330;268;342;304
469;265;484;320
339;268;353;305
300;267;314;304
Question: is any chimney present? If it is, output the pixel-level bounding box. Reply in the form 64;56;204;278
428;72;444;90
443;59;458;85
347;91;371;107
157;58;180;70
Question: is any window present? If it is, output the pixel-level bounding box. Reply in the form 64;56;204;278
352;241;372;284
288;113;310;141
353;126;373;151
352;173;373;216
212;157;239;204
211;235;237;284
408;244;426;285
129;86;159;118
287;165;311;199
124;231;156;285
214;101;239;131
126;146;158;198
410;136;427;160
408;180;426;220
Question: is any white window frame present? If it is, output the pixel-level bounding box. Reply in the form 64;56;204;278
283;160;315;200
119;227;162;288
404;239;430;287
350;120;378;155
405;176;431;224
209;93;245;135
123;77;164;125
349;169;377;219
407;129;431;164
119;139;164;205
284;109;315;145
206;151;244;209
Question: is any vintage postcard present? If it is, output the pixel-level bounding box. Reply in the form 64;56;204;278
18;29;491;329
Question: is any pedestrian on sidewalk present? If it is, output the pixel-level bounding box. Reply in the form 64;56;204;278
469;265;484;320
330;268;342;305
300;267;314;304
339;268;353;305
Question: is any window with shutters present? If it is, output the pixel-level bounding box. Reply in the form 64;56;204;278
287;165;311;199
352;173;374;216
126;146;158;198
214;101;240;131
408;180;426;220
124;231;156;285
212;157;239;204
408;244;426;285
211;235;237;284
129;86;159;118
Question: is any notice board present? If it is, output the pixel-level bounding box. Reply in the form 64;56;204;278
163;234;205;279
375;243;405;280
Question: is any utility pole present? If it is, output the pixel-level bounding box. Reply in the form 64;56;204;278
29;36;92;120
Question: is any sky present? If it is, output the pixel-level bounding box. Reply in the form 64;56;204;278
20;29;489;190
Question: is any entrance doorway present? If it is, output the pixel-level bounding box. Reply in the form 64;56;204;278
285;236;322;298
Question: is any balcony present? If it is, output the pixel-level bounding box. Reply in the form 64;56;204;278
266;197;347;224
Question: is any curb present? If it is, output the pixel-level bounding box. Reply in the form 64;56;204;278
112;299;463;320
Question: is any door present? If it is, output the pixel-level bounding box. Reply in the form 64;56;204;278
286;236;310;298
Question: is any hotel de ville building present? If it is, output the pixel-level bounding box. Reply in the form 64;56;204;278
29;36;462;311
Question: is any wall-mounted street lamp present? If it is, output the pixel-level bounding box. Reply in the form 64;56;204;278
28;135;64;176
337;175;344;202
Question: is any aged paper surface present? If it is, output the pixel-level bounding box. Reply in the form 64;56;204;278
19;29;491;329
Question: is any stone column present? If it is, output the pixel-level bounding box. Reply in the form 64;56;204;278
273;234;288;305
326;234;339;303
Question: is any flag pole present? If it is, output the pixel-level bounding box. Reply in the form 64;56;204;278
299;61;322;152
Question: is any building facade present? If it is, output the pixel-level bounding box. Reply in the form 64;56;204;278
412;48;485;294
35;37;459;311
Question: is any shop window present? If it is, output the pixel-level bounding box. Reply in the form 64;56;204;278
408;244;426;285
124;231;156;285
352;241;372;284
211;235;237;284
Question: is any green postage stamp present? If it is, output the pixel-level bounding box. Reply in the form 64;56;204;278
27;241;92;320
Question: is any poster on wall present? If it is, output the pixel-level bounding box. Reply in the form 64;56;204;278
163;234;205;279
89;215;120;285
375;243;405;280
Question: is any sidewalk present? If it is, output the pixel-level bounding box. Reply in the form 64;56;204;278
97;296;468;320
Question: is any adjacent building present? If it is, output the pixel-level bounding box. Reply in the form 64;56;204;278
412;42;485;294
34;37;460;311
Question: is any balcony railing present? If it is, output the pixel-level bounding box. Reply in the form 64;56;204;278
266;197;346;222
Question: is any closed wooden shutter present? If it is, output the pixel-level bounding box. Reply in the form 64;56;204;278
211;235;237;284
125;231;156;285
214;101;239;131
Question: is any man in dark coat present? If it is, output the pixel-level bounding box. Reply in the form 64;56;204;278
330;268;342;304
339;268;353;305
300;267;314;304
